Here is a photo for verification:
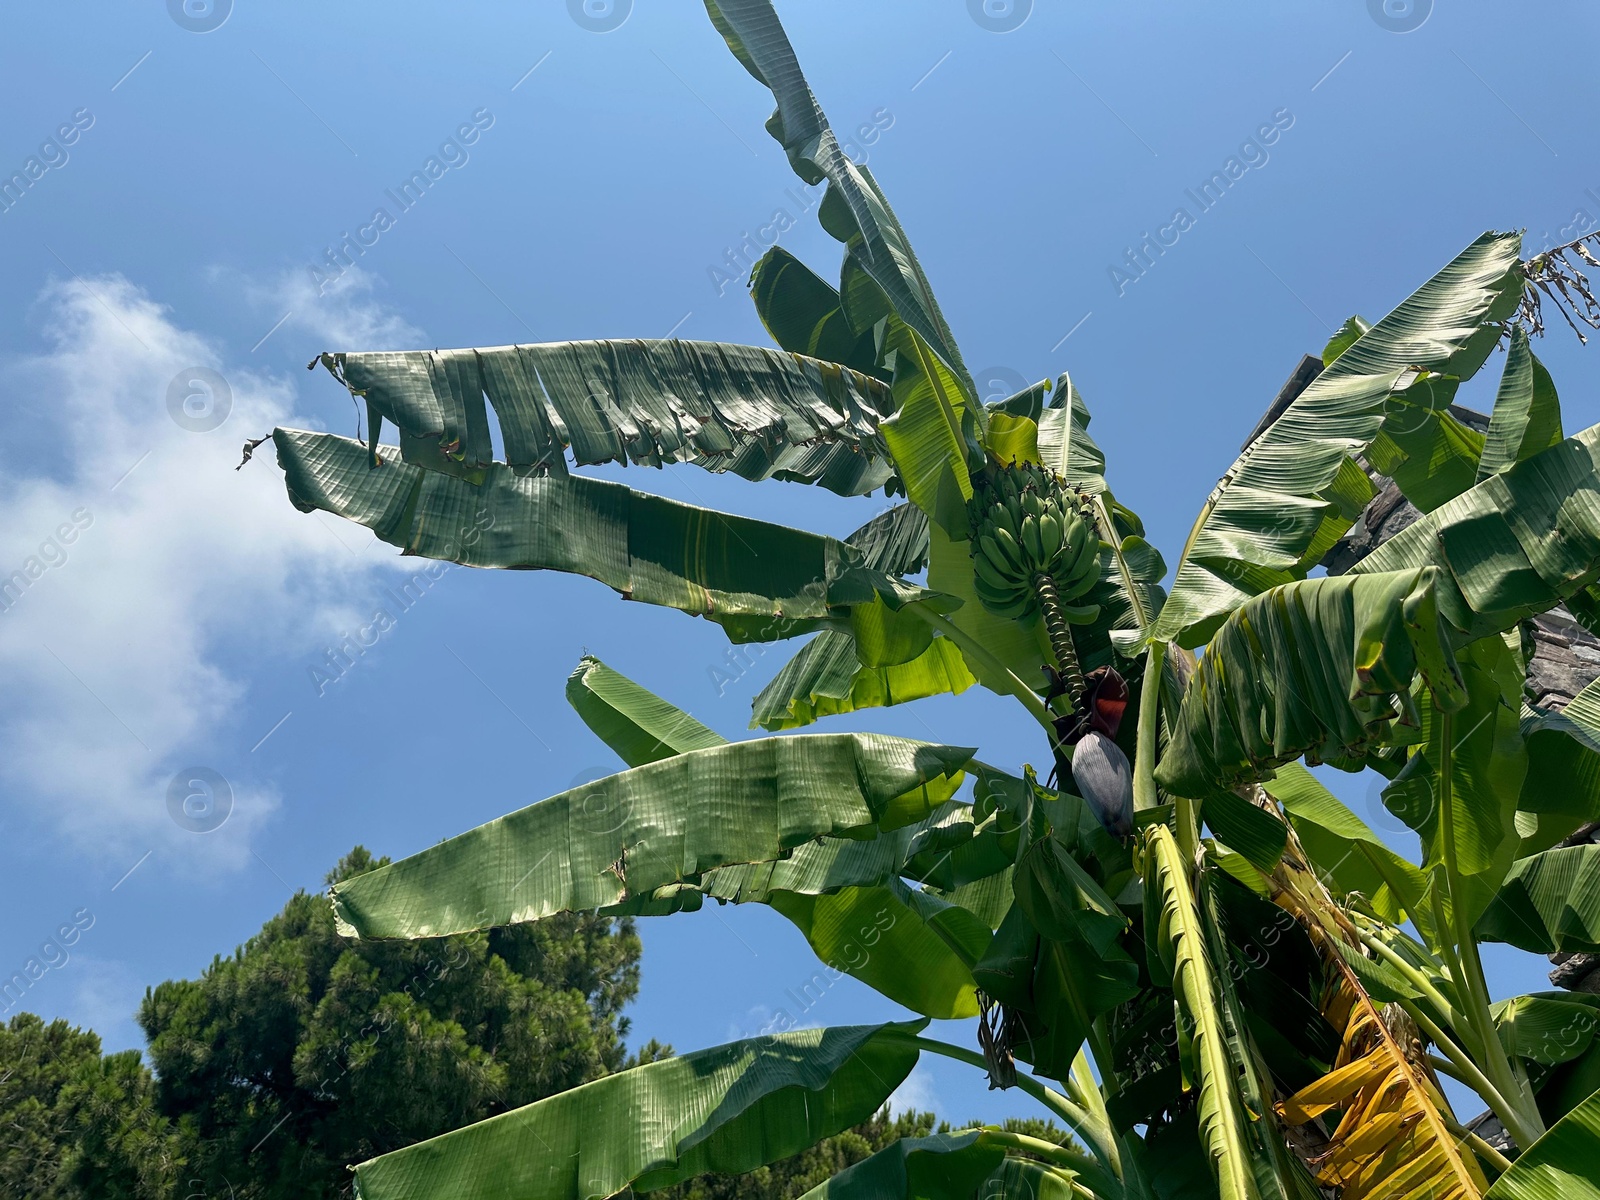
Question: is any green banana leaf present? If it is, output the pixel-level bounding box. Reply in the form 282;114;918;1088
1476;843;1600;955
880;324;978;534
770;878;992;1019
702;0;971;395
319;337;897;497
1262;761;1433;934
330;733;973;939
1199;791;1287;873
1037;375;1108;496
1379;633;1526;926
1491;992;1600;1066
1146;825;1261;1200
1519;674;1600;853
1479;324;1564;482
273;428;921;642
1151;231;1524;648
1484;1084;1600;1200
350;1021;926;1200
1351;422;1600;640
749;245;885;381
795;1131;1004;1200
565;655;725;767
751;503;977;730
1369;382;1485;514
1155;569;1467;798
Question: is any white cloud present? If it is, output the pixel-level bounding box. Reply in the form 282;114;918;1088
232;263;427;352
0;273;414;870
887;1065;941;1118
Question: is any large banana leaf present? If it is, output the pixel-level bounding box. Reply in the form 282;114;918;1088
1484;1085;1600;1200
1146;825;1260;1200
751;503;977;730
565;655;725;767
273;429;920;642
330;733;973;939
318;337;897;497
349;1021;926;1200
703;0;970;395
1151;231;1524;648
1476;843;1600;955
1155;569;1467;798
1352;422;1600;640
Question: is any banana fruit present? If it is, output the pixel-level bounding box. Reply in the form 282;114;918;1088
966;462;1101;619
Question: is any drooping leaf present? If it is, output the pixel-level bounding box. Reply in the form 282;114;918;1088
702;0;971;394
1484;1085;1600;1200
1476;843;1600;955
1277;953;1489;1200
1263;761;1432;932
349;1021;927;1200
318;337;898;496
795;1130;1004;1200
330;733;973;940
1380;633;1527;926
770;878;992;1019
1351;422;1600;640
565;655;725;768
274;429;921;643
1479;324;1564;482
1145;824;1261;1200
749;245;884;379
1155;569;1468;798
1370;376;1486;513
1152;231;1524;648
1518;674;1600;853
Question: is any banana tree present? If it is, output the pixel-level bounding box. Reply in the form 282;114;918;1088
260;2;1600;1196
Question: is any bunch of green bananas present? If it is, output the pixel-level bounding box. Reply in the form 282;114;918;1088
968;463;1102;619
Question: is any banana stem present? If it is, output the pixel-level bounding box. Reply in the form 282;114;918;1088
1033;571;1084;706
1132;640;1165;815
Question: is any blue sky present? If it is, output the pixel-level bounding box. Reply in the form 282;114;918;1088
0;0;1596;1128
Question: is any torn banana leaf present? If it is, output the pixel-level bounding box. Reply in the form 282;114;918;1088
320;336;898;496
1156;568;1468;798
350;1021;927;1200
331;732;974;939
1354;421;1600;640
274;429;925;642
1152;230;1524;648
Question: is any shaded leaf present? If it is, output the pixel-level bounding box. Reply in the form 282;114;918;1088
1485;1085;1600;1200
1479;324;1564;482
1476;843;1600;955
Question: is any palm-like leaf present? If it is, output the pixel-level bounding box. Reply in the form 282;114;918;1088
1485;1087;1600;1199
349;1021;925;1200
1151;231;1524;648
1353;421;1600;640
273;428;926;642
1155;568;1467;798
319;337;898;496
330;732;972;939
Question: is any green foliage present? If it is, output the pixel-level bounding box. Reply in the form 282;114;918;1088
138;847;640;1199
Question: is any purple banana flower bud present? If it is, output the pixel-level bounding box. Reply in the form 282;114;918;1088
1071;730;1133;839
